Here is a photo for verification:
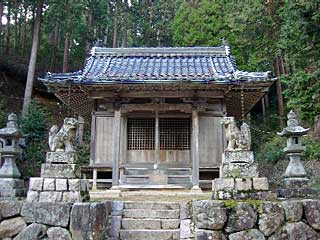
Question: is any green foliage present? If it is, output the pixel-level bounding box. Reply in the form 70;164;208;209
75;131;90;166
255;135;285;163
304;136;320;161
20;100;49;141
19;100;50;178
0;99;8;127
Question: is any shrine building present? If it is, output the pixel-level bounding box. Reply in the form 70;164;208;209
40;44;274;190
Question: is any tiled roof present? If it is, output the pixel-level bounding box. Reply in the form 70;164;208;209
41;46;271;84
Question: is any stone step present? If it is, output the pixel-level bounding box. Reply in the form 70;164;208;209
121;219;161;230
124;201;180;210
123;209;180;219
119;229;179;240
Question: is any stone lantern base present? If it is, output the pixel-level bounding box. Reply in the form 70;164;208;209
0;178;25;199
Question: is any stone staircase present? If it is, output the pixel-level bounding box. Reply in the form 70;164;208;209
121;167;192;188
107;201;187;240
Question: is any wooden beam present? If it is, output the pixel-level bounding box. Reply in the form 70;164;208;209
89;90;225;99
191;110;201;190
111;108;121;188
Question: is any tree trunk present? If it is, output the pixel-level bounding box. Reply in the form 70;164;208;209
0;3;3;53
6;3;11;55
121;0;128;48
21;4;27;57
63;32;70;73
274;58;285;127
113;3;118;48
85;7;93;54
14;1;18;54
22;2;43;116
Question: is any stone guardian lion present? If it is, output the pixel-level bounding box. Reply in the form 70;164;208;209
221;117;251;151
48;118;78;152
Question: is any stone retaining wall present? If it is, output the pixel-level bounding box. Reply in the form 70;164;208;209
0;199;320;239
192;199;320;240
0;200;111;239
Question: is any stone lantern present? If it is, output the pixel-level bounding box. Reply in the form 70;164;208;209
278;110;310;188
0;113;25;198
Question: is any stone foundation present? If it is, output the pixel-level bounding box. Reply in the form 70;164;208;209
0;199;320;239
0;200;110;240
212;177;276;200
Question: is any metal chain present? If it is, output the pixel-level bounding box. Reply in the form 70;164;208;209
240;84;245;122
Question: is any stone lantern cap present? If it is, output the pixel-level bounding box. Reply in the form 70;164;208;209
277;110;309;137
0;113;22;138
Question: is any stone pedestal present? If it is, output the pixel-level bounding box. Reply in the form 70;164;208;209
220;151;258;178
26;152;89;203
212;177;275;200
213;149;273;200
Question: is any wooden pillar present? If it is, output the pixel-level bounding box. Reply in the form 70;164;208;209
155;111;160;167
92;168;97;190
191;110;201;190
112;108;121;188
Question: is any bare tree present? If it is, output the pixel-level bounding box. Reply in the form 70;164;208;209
22;1;43;116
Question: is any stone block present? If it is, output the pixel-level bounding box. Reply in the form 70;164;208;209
70;203;91;240
213;190;233;200
195;229;226;240
41;163;79;178
47;227;72;240
111;201;124;216
235;178;252;191
193;200;227;230
46;151;75;164
43;178;55;191
0;201;22;218
258;202;285;236
62;191;81;202
14;223;47;240
302;199;320;230
226;202;257;233
180;219;192;238
0;178;25;198
253;177;269;190
221;163;258;178
21;202;71;227
122;219;160;230
212;178;234;191
89;201;111;239
108;216;122;237
56;179;68;191
223;150;254;164
0;217;27;239
68;179;89;192
29;177;43;191
229;229;265;240
26;190;39;202
269;222;319;240
161;219;180;229
39;191;62;202
282;200;303;222
180;202;191;220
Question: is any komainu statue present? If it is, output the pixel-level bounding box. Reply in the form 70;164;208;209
221;117;251;151
48;118;78;152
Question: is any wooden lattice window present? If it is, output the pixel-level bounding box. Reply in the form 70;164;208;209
160;118;191;150
127;118;155;150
